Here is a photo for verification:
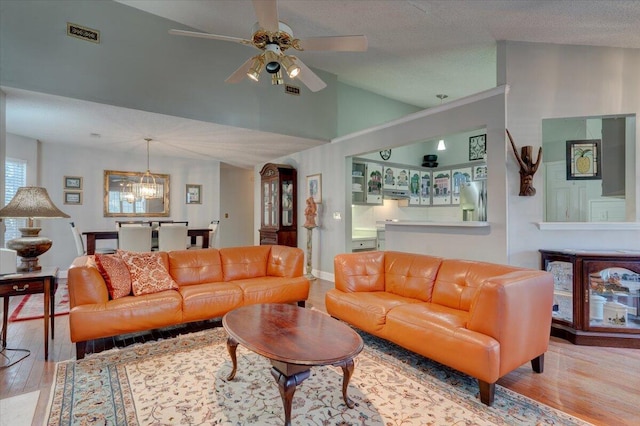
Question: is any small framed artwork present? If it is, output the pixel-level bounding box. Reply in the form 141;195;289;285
64;176;83;190
469;134;487;161
432;170;451;205
186;184;202;204
306;174;322;204
64;191;82;205
451;167;472;205
566;139;602;180
473;164;488;180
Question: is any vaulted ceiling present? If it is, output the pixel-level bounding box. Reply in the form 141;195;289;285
4;0;640;168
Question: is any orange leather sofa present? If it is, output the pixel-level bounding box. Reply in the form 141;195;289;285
326;251;554;406
68;245;308;358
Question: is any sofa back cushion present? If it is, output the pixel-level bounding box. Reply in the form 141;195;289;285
433;259;519;311
334;251;386;292
168;248;223;286
220;245;271;281
384;252;443;301
267;245;304;277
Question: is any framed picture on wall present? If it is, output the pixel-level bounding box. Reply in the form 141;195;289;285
566;139;602;180
469;134;487;161
64;176;82;190
64;191;82;205
186;184;202;204
306;174;322;204
472;164;487;180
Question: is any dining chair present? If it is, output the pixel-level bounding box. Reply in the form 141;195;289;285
157;222;189;252
187;220;219;249
70;222;116;256
117;222;152;252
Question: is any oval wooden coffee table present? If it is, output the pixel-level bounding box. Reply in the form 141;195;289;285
222;303;364;426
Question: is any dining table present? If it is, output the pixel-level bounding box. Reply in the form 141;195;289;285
82;228;210;255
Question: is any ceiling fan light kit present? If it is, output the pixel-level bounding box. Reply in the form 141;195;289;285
169;0;367;92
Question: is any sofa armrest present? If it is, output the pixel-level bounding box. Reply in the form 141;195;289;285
68;265;109;307
467;270;554;373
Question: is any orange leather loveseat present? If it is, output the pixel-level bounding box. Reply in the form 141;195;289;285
68;245;308;359
326;251;554;406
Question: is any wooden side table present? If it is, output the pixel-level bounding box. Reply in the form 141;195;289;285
1;267;59;361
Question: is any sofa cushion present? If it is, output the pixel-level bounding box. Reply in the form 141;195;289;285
94;253;132;299
384;252;443;302
168;248;223;286
267;245;304;277
432;259;518;311
325;288;420;334
220;246;271;281
334;251;386;293
233;276;310;305
118;250;178;296
179;282;243;322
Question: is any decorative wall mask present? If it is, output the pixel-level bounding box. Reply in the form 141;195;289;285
506;129;542;196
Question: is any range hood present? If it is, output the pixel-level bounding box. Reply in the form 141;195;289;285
383;189;410;199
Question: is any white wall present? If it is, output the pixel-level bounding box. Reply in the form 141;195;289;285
0;91;5;246
500;41;640;268
6;137;221;270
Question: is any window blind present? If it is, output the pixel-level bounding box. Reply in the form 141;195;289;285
4;158;27;241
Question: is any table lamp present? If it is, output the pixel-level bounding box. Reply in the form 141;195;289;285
0;186;70;272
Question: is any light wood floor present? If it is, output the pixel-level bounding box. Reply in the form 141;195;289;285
2;279;639;425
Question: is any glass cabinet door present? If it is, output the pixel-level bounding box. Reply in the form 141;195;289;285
282;180;293;226
545;259;574;325
586;264;640;331
270;180;277;226
262;182;270;226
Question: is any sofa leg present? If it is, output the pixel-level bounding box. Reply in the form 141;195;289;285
76;341;87;360
478;380;495;406
297;300;306;308
531;353;544;373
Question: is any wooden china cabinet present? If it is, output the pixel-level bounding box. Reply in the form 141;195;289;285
540;249;640;348
259;163;297;247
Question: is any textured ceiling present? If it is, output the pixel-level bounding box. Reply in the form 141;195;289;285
4;0;640;168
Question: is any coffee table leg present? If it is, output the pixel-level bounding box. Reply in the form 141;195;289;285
226;336;238;380
338;358;356;408
270;367;310;426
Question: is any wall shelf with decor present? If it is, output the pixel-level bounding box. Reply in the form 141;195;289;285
540;249;640;348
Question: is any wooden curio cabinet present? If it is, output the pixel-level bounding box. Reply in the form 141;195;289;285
259;163;297;247
540;249;640;348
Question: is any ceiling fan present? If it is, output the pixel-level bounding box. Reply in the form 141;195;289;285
169;0;367;92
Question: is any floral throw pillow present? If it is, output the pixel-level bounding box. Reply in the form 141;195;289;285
118;250;178;296
95;253;132;299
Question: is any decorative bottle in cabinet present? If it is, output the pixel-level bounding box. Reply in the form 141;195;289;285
259;163;297;247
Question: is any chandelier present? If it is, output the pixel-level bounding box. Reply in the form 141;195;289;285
132;138;163;199
119;181;136;203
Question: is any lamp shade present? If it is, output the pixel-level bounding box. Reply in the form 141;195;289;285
0;186;70;219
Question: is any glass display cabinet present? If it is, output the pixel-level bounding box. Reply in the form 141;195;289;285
540;249;640;348
259;163;297;247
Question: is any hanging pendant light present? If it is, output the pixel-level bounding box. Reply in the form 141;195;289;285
119;181;135;203
132;138;163;199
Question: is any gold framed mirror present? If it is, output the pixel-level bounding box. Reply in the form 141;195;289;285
104;170;170;217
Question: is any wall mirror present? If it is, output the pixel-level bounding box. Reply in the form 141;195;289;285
103;170;170;217
542;114;636;222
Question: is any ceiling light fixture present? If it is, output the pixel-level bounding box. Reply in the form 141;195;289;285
264;44;282;74
132;138;163;200
281;55;300;78
271;70;284;85
247;56;263;81
437;139;446;151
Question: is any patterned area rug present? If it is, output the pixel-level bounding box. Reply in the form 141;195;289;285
45;328;591;426
9;283;69;322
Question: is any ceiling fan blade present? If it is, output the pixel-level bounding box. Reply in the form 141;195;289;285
252;0;279;32
169;29;252;46
225;57;256;83
297;35;368;52
293;58;327;92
